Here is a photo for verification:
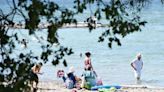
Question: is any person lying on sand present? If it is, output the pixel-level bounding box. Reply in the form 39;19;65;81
57;67;81;89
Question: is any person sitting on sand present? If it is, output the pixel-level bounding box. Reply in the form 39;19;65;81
57;70;67;82
57;67;81;89
81;67;97;89
131;53;143;80
67;67;77;86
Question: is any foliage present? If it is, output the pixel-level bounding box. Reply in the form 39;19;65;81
0;0;156;91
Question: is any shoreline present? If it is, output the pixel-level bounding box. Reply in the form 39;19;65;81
37;81;164;92
8;22;106;29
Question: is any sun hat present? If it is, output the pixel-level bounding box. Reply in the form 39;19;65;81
136;53;141;58
137;53;141;57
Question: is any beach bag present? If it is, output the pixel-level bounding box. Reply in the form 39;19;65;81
65;79;74;89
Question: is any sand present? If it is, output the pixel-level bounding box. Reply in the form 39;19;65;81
37;81;164;92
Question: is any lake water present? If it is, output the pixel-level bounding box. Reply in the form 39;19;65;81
1;0;164;87
40;1;164;87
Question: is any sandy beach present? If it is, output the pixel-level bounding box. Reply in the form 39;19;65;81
37;81;164;92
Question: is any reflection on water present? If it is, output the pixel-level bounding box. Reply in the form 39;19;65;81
142;79;160;84
136;80;142;85
133;79;161;86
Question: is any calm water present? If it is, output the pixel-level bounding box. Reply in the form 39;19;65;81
40;2;164;87
1;0;164;87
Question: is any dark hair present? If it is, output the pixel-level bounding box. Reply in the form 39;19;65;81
35;62;42;68
38;62;43;66
85;52;91;57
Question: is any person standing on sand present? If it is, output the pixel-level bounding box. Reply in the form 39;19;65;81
131;53;143;80
30;62;43;91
